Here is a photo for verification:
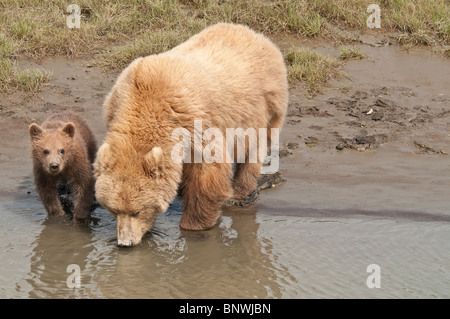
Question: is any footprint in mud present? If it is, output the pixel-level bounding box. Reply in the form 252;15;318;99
287;103;334;118
413;141;448;155
335;130;388;151
279;142;300;158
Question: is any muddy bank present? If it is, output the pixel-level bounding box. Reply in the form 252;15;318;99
274;43;449;214
0;42;448;201
0;42;448;220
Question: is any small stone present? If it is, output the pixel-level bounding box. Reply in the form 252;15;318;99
371;111;384;121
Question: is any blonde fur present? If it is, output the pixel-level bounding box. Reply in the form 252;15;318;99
95;23;288;246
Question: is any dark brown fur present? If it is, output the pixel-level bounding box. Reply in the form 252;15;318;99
29;111;97;220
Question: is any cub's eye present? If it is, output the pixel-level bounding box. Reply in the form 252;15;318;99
43;150;49;155
131;211;140;218
59;149;65;155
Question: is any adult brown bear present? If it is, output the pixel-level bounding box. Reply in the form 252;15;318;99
94;23;288;246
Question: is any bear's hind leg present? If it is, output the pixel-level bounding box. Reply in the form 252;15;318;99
180;163;233;230
232;162;261;201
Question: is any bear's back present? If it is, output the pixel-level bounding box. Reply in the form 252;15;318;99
169;23;286;87
104;23;288;137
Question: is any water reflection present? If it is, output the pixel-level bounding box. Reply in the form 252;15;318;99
23;197;284;298
26;216;95;298
3;193;450;298
92;202;283;298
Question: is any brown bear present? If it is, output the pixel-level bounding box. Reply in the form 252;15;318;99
94;23;288;246
29;111;97;221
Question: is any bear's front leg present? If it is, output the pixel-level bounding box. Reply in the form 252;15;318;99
35;173;65;216
180;163;233;230
70;166;94;221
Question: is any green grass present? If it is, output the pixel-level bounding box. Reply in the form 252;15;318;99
15;67;52;92
0;59;52;93
0;32;15;58
339;47;368;60
286;47;343;93
11;18;35;40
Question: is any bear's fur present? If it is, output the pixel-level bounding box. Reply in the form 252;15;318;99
94;23;288;246
29;111;97;220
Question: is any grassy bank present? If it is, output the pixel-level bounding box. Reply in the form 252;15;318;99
1;0;448;59
0;31;51;92
0;0;448;91
0;59;52;92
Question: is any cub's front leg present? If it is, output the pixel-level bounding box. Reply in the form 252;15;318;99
34;171;65;216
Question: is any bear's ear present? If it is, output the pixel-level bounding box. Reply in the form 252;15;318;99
97;142;111;159
29;124;43;139
94;143;111;177
62;122;75;138
143;146;164;178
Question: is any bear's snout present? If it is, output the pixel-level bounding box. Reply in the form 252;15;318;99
116;214;145;247
49;162;60;172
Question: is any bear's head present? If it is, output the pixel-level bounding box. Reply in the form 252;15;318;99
29;122;76;175
94;142;182;247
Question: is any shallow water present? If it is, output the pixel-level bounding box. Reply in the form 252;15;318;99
1;188;450;298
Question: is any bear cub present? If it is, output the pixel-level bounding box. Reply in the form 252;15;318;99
29;111;97;220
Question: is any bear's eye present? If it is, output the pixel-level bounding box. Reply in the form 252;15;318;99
131;211;140;218
59;149;65;155
43;149;49;155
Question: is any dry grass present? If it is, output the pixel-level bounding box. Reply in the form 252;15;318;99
1;0;447;59
95;28;198;70
0;31;15;58
381;0;450;45
0;0;448;91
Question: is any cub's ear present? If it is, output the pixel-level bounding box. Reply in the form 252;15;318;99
62;122;75;138
29;123;43;139
143;146;164;178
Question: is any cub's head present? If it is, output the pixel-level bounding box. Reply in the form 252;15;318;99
94;142;181;247
29;122;76;175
